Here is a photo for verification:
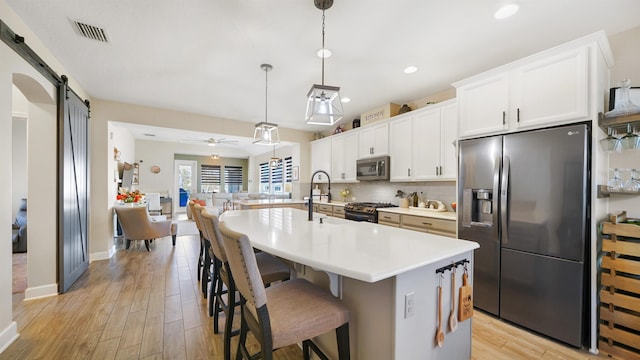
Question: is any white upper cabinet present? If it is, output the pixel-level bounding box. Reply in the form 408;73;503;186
455;35;604;139
389;100;458;181
389;115;413;181
310;137;331;183
331;131;359;183
358;122;389;159
511;47;588;130
457;73;510;138
440;102;459;180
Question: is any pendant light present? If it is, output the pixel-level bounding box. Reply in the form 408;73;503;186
254;64;280;145
305;0;343;126
269;145;281;168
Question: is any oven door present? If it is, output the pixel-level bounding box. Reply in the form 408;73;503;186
345;210;375;223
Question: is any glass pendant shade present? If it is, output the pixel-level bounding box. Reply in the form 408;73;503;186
253;121;280;145
269;144;281;168
269;157;280;168
305;84;343;125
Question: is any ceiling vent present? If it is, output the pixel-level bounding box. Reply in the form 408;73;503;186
72;20;109;43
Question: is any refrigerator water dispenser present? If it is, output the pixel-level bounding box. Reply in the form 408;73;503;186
462;189;493;227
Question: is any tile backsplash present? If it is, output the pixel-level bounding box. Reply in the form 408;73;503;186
308;181;457;211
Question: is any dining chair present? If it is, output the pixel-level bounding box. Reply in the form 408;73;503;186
200;210;291;360
218;221;350;360
114;205;177;251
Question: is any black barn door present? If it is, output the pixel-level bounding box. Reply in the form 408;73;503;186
58;77;90;293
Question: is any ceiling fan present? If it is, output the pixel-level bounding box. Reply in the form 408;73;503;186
182;137;239;146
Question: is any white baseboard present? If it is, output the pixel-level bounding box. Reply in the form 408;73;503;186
90;245;116;262
0;322;18;354
24;283;58;300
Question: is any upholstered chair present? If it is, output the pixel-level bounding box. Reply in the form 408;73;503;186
114;206;177;251
201;210;290;360
218;221;350;360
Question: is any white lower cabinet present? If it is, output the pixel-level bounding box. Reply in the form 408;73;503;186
390;100;457;181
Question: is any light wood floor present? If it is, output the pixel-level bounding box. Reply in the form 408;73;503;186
2;229;606;360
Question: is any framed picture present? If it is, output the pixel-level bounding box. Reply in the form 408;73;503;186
292;166;299;181
608;87;640;110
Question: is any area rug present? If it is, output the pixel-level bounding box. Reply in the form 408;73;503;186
175;219;199;236
12;253;27;294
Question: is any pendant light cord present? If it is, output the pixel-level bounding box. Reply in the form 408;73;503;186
321;8;325;86
264;66;269;122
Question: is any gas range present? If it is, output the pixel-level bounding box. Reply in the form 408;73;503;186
344;202;396;223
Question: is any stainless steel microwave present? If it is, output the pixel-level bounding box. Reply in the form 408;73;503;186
356;156;390;181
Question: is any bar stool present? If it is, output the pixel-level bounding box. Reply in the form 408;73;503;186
200;210;291;360
218;221;351;360
189;201;212;297
187;201;205;286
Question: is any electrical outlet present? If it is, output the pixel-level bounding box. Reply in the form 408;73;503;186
404;292;415;318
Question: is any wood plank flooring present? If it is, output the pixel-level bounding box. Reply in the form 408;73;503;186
2;224;607;360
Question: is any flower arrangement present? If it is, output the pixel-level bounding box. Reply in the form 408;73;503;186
116;189;144;203
339;188;351;201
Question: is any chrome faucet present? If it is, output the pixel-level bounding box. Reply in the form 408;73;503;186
308;170;331;221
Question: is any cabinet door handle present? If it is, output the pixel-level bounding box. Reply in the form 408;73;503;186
383;216;391;219
439;166;443;175
370;147;374;155
517;108;520;122
436;166;439;175
422;222;432;226
502;111;506;125
408;168;411;177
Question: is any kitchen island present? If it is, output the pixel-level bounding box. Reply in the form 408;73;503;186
220;208;478;359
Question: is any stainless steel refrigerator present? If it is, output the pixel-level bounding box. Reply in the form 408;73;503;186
457;123;589;347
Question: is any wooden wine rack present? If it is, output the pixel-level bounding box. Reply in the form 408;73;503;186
600;211;640;360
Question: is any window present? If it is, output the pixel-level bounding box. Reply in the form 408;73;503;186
200;164;221;193
260;157;292;194
224;165;243;193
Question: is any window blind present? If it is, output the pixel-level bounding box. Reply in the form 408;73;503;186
224;165;243;185
201;164;221;185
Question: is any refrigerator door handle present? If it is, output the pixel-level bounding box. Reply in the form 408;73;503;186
492;155;501;239
501;156;510;245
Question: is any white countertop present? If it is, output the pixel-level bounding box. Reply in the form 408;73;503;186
377;207;457;221
220;208;477;283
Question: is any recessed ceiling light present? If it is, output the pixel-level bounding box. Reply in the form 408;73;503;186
317;48;332;58
494;4;519;19
403;66;418;74
341;97;351;103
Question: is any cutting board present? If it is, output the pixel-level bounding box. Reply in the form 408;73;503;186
458;272;473;322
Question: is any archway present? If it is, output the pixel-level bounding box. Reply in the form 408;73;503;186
11;72;58;300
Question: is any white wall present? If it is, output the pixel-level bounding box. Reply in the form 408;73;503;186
11;117;26;217
1;0;88;352
608;25;640;218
